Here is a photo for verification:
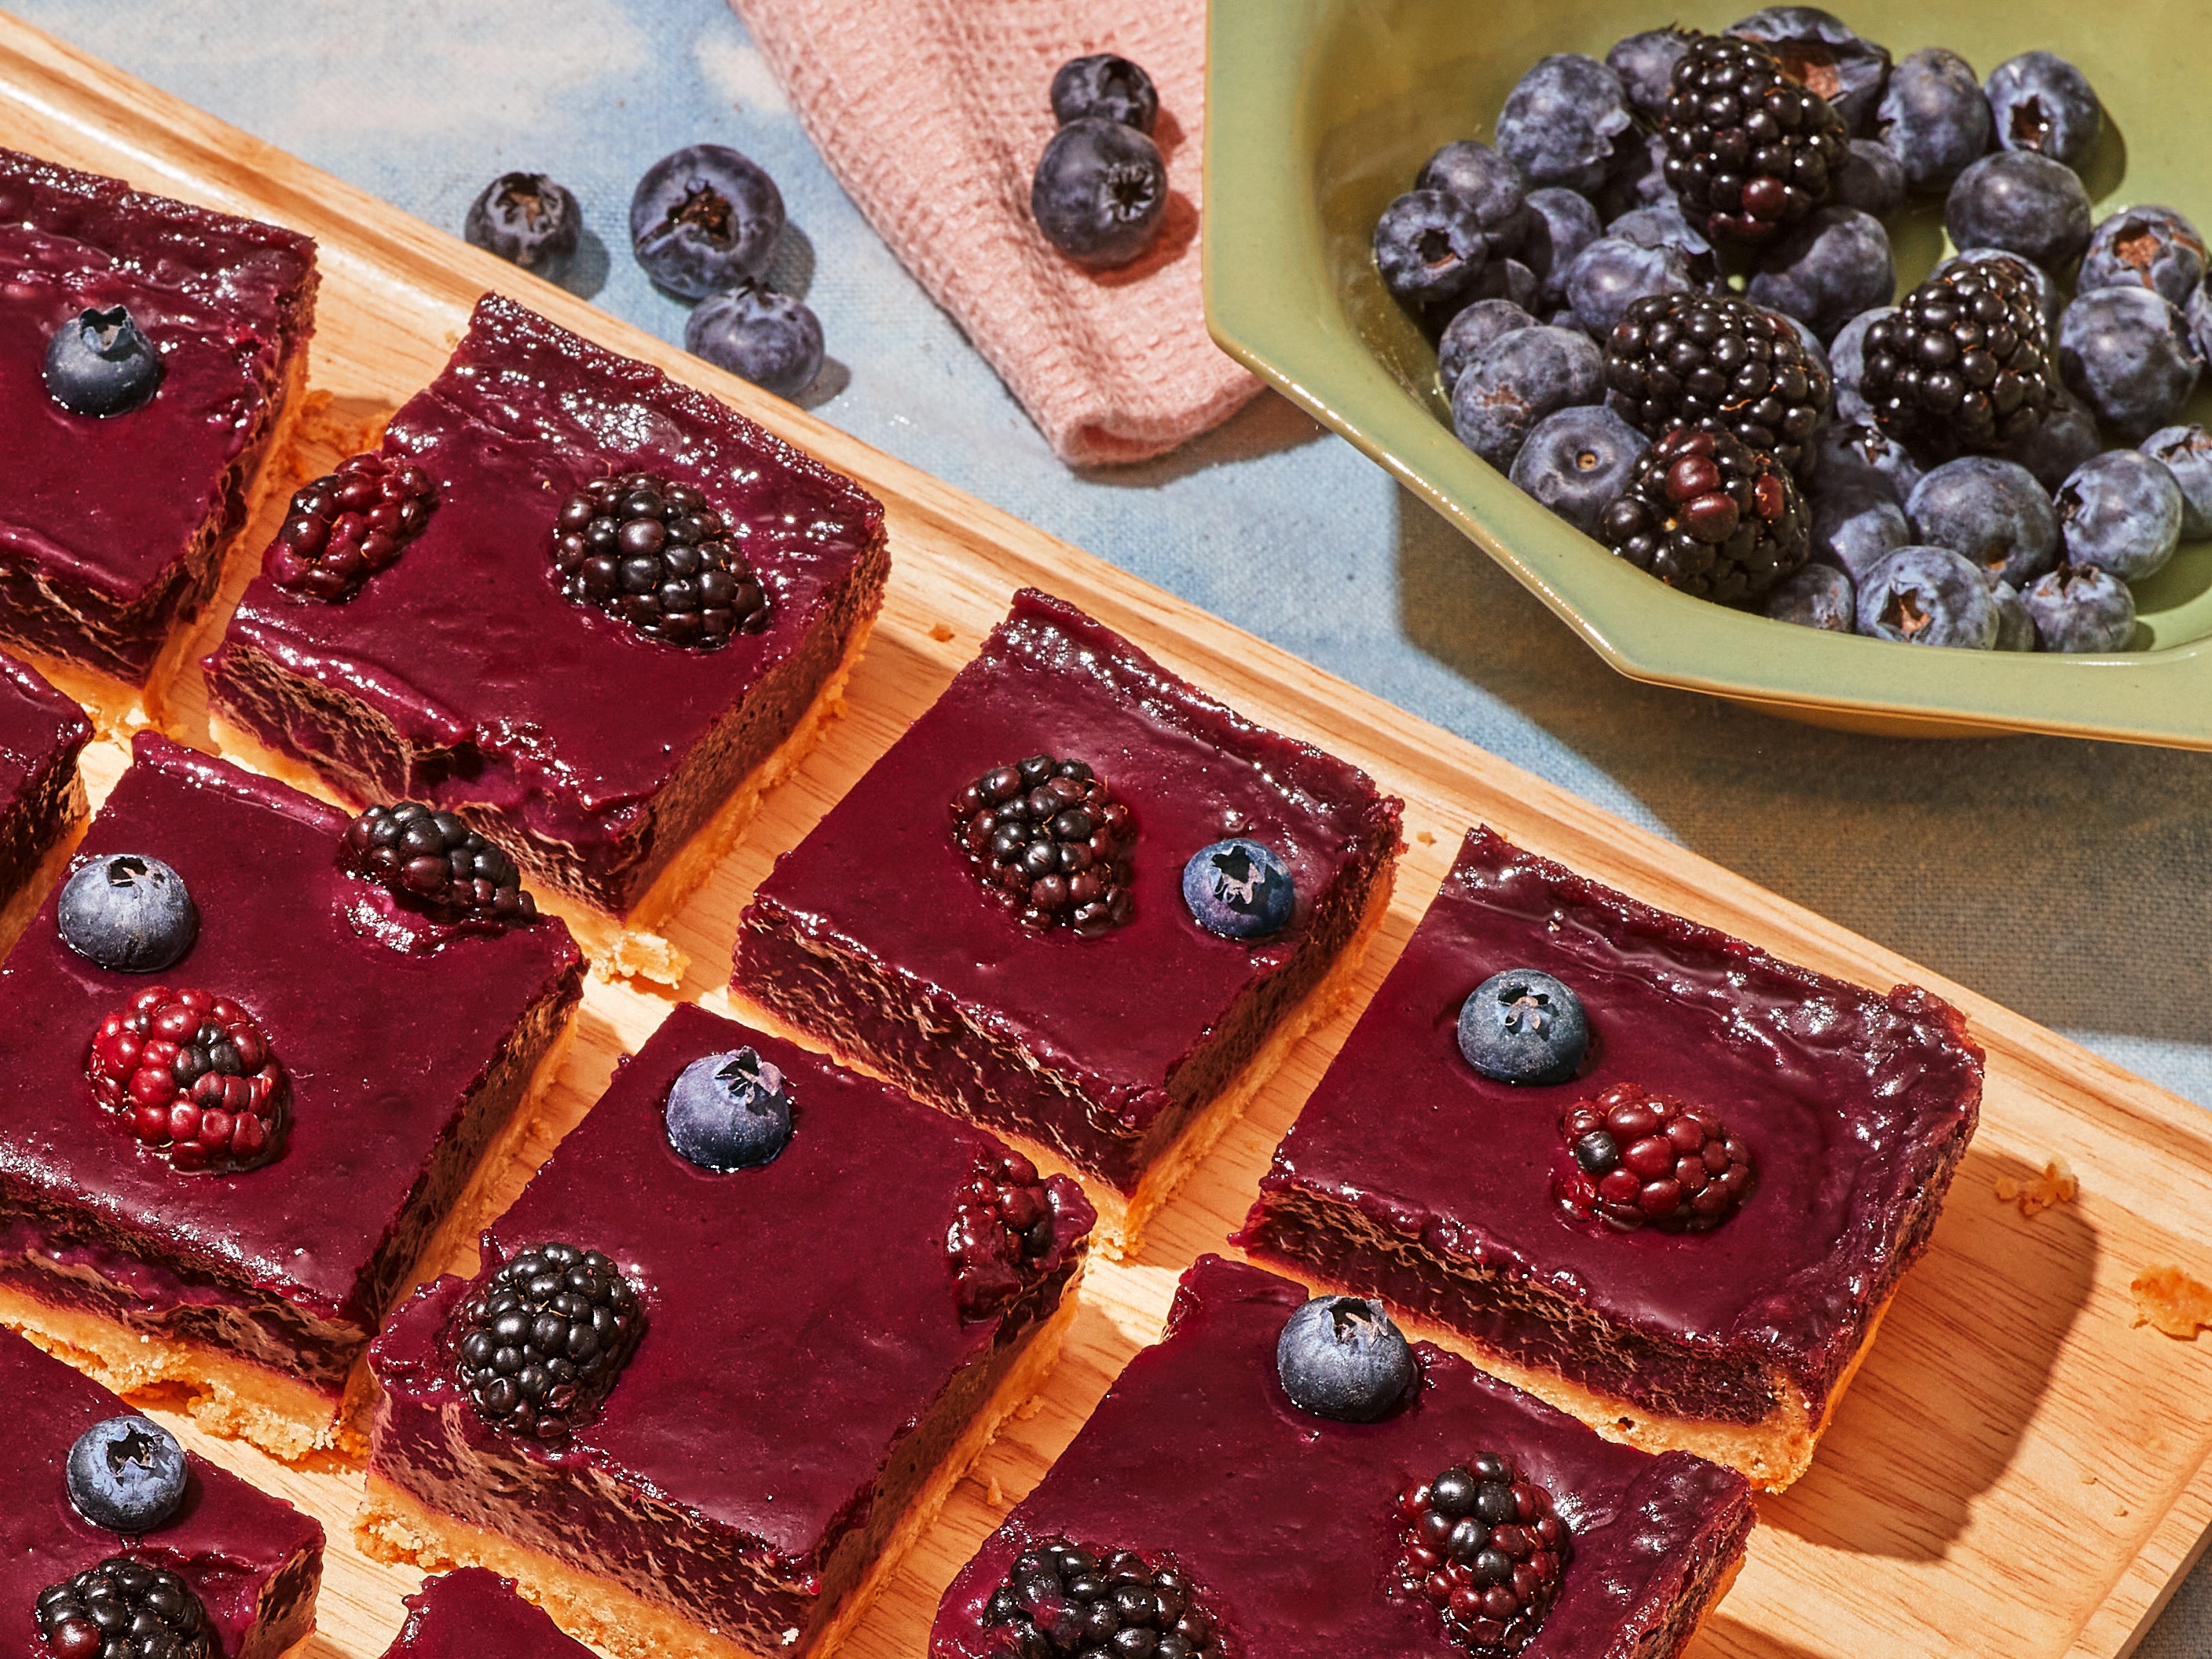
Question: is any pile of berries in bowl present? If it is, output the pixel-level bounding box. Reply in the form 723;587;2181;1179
1374;8;2212;654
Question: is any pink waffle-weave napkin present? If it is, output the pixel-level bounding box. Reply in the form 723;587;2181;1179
730;0;1262;466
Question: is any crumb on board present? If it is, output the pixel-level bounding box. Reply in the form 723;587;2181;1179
1015;1395;1046;1420
2130;1265;2212;1339
1994;1156;2078;1218
987;1476;1005;1507
928;622;955;643
1415;830;1436;845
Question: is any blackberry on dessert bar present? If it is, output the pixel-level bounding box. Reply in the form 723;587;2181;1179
1659;31;1848;245
453;1242;644;1441
951;753;1134;936
984;1540;1216;1659
948;1147;1063;1320
85;987;287;1174
1603;291;1831;478
1555;1082;1755;1232
1858;259;2057;462
268;452;436;602
1599;426;1808;604
343;801;536;926
35;1558;213;1659
551;471;770;648
1396;1455;1569;1655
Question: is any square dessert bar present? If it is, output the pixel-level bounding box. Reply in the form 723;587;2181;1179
734;588;1401;1252
209;292;888;982
0;650;94;956
0;145;317;726
931;1256;1752;1659
1236;826;1985;1492
379;1570;593;1659
0;734;584;1462
361;1000;1095;1659
0;1324;324;1659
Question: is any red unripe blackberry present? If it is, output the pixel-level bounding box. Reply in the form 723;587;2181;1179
1604;292;1831;478
1859;259;2058;462
1554;1082;1755;1232
86;987;287;1174
452;1241;644;1441
1397;1454;1569;1655
1661;33;1848;245
951;753;1133;936
551;470;769;648
343;800;537;927
35;1558;212;1659
984;1540;1217;1659
267;452;436;602
1599;427;1807;604
948;1146;1065;1320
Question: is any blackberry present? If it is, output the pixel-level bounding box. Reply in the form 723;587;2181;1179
951;755;1133;937
1599;427;1808;604
268;452;436;602
948;1147;1065;1320
35;1558;213;1659
551;471;769;649
86;987;287;1174
342;801;536;927
1859;262;2058;463
1660;32;1848;246
1396;1456;1569;1656
453;1242;644;1441
983;1540;1216;1659
1604;292;1831;477
1555;1082;1754;1232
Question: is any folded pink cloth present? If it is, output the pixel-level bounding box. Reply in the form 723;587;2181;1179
731;0;1262;466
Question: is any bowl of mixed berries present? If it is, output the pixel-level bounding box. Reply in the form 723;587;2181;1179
1204;0;2212;743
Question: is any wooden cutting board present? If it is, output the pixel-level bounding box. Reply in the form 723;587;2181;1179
1;13;2207;1659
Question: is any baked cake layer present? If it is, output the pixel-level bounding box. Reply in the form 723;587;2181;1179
735;588;1401;1196
209;291;888;918
367;1001;1094;1657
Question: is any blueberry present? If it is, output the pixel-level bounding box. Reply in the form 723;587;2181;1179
1827;306;1892;422
1832;139;1906;218
2058;287;2202;439
1745;207;1894;342
1511;188;1603;306
58;854;196;973
1275;1295;1415;1423
1604;202;1716;285
1456;969;1587;1085
1727;7;1895;134
1877;48;1991;192
1495;54;1632;195
1562;236;1697;340
1932;248;2061;338
1765;561;1855;631
1450;325;1604;469
2055;451;2184;581
630;145;785;299
665;1047;795;1171
1606;29;1689;124
2189;284;2212;367
1905;457;2059;590
1437;299;1536;394
1856;546;1999;647
1943;152;2091;271
1983;52;2101;170
463;172;581;279
2023;563;2135;652
1372;189;1489;309
1815;417;1921;500
1990;579;2038;650
1461;258;1540;314
684;282;823;400
1508;405;1650;536
1181;839;1295;940
1809;482;1909;583
1033;119;1167;269
1049;54;1158;133
1415;141;1527;238
44;306;163;417
2141;426;2212;540
66;1416;188;1533
2077;207;2208;310
1593;130;1673;222
2004;386;2101;493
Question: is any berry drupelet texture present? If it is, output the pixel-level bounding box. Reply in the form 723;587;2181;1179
86;987;286;1174
1396;1455;1570;1656
342;801;536;926
1604;291;1831;478
1660;32;1848;245
452;1242;644;1441
951;754;1134;936
984;1541;1217;1659
268;452;436;602
35;1558;213;1659
1600;426;1808;603
551;471;770;649
1859;260;2058;463
947;1146;1063;1320
1555;1082;1756;1231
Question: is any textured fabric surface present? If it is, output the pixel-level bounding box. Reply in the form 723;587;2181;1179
2;2;2207;1646
731;0;1258;463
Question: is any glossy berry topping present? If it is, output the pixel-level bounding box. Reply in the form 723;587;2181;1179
951;754;1134;936
453;1241;643;1441
1181;838;1295;940
664;1047;794;1171
1555;1082;1755;1232
1660;32;1848;245
1599;425;1808;604
57;855;197;973
35;1558;212;1659
1456;969;1588;1086
64;1416;189;1535
44;306;163;417
948;1146;1064;1321
1396;1455;1570;1655
267;452;436;602
342;801;536;927
1276;1293;1416;1422
551;471;770;649
983;1540;1216;1659
86;988;286;1174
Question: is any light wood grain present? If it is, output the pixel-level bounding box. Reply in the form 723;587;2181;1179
2;13;2210;1659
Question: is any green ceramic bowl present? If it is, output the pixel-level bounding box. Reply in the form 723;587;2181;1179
1203;0;2212;743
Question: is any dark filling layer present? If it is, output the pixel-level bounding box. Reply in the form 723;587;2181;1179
0;691;87;908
